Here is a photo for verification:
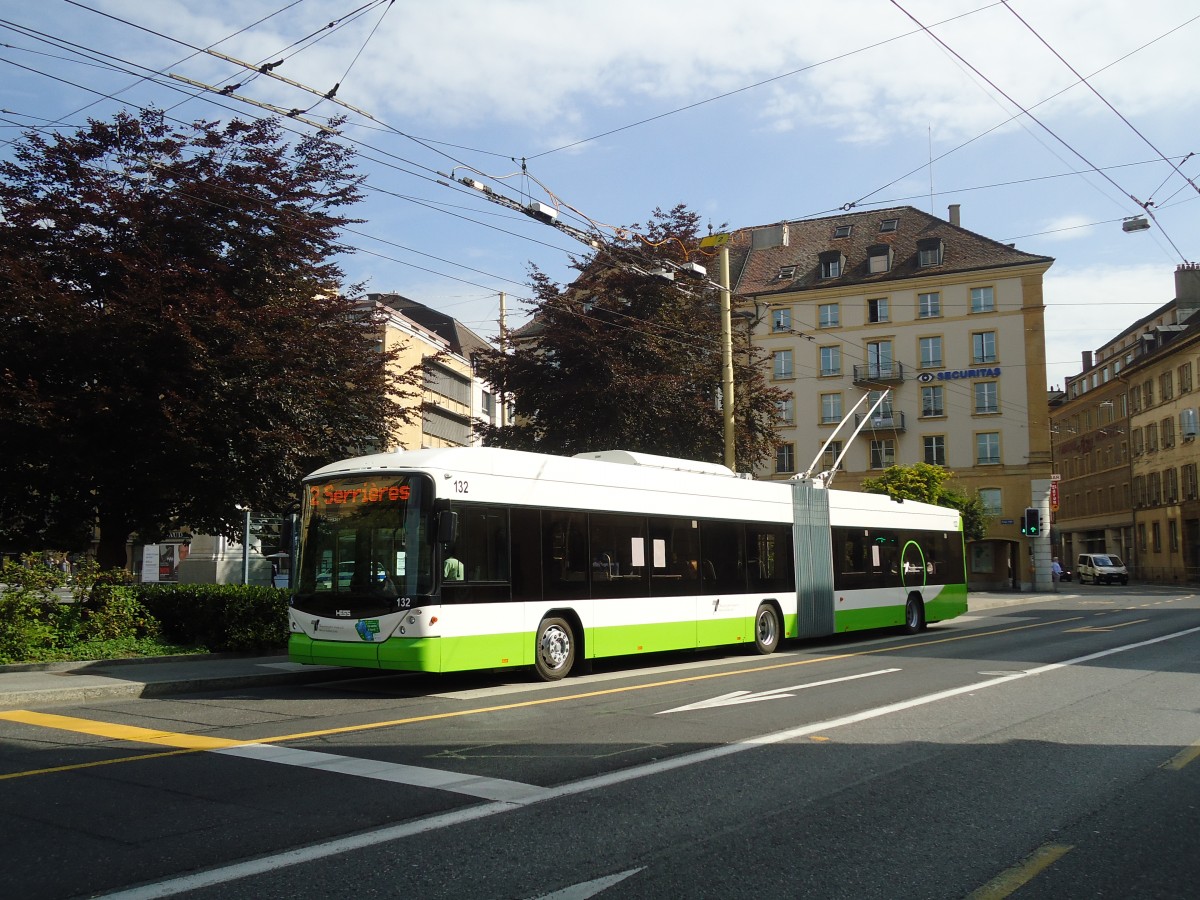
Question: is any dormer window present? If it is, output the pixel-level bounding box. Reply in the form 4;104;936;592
917;237;943;267
818;250;844;279
879;218;899;232
777;265;797;280
866;243;892;274
833;224;852;238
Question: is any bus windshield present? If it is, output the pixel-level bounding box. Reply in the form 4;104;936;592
294;474;435;603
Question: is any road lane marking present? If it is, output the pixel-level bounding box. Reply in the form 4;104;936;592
0;615;1087;781
529;868;644;899
215;744;547;802
658;668;901;714
91;622;1200;900
965;843;1073;900
1162;738;1200;771
0;711;242;749
1065;618;1149;633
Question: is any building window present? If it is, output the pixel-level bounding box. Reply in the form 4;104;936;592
1149;471;1161;504
917;237;943;267
818;303;840;328
820;345;841;376
773;350;793;379
866;244;891;274
1185;463;1198;499
1166;467;1179;502
819;251;844;279
772;308;791;332
918;292;941;318
1152;521;1162;553
923;435;946;466
919;336;943;369
976;432;1001;465
1162;416;1176;448
921;385;944;417
979;488;1002;516
970;286;995;313
1160;371;1174;401
972;331;997;364
1146;421;1159;451
866;340;895;379
868;297;889;323
820;393;843;425
777;265;797;280
1138;523;1147;552
776;394;794;425
822;440;843;470
1170;518;1180;552
1143;379;1154;407
776;443;795;474
833;224;852;238
870;439;895;469
974;381;999;414
867;390;894;426
481;391;495;418
880;218;899;232
1131;384;1142;412
1180;362;1193;393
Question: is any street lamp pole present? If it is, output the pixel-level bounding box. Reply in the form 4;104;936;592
719;244;736;471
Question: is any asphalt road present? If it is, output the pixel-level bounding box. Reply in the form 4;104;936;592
2;585;1198;899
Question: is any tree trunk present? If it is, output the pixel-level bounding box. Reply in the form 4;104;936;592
95;511;132;571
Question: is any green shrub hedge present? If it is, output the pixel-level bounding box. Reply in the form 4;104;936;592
135;584;289;652
0;558;290;663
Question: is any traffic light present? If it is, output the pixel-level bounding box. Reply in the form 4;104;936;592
1021;507;1041;536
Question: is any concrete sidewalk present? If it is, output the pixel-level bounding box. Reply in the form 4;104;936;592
0;591;1065;709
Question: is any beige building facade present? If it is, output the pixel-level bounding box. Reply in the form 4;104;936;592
729;205;1054;590
1052;264;1200;582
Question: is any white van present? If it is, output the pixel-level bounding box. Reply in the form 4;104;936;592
1076;553;1129;585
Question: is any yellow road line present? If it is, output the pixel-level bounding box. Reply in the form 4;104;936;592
0;616;1083;780
1065;618;1149;633
0;711;243;749
1162;738;1200;771
966;843;1073;900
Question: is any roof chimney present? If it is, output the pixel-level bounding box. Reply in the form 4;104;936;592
1177;262;1200;322
948;204;961;227
1081;350;1093;371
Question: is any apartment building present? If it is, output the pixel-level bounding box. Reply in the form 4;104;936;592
365;293;503;449
728;205;1054;590
1051;264;1200;582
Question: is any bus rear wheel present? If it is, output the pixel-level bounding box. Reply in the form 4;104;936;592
753;603;781;655
903;594;926;634
534;617;576;681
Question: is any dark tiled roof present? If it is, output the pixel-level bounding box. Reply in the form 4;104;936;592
367;292;493;358
727;206;1053;298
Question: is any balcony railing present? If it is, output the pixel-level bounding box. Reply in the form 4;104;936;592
853;362;906;385
854;411;907;432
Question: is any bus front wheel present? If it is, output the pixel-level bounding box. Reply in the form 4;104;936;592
903;594;926;634
535;617;576;681
753;603;781;655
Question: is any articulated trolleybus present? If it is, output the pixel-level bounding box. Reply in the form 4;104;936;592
288;447;967;681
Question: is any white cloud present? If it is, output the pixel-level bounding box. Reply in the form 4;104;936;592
1043;262;1179;389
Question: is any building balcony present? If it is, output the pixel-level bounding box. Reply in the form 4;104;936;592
855;411;907;432
853;363;906;385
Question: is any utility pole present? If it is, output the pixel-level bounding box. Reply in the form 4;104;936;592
719;244;735;470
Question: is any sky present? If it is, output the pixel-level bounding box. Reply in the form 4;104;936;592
2;0;1198;391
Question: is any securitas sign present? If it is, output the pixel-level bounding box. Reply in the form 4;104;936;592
917;367;1002;383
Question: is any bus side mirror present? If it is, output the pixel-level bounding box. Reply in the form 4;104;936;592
437;510;458;544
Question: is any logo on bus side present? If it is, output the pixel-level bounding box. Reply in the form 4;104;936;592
355;620;380;641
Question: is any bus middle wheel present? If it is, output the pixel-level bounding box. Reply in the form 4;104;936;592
753;602;781;655
535;616;576;681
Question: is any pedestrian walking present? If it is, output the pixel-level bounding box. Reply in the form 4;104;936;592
1051;557;1062;591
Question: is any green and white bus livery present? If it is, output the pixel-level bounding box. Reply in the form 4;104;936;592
288;447;967;680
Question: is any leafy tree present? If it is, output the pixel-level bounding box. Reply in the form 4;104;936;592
859;463;990;541
473;205;785;470
0;109;420;568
